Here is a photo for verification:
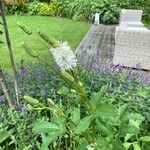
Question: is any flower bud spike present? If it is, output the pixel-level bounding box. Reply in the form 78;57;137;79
21;42;38;58
17;22;32;35
38;30;59;47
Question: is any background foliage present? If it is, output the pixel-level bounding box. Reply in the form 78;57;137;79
4;0;150;24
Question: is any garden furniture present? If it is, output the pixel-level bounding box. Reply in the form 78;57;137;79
113;9;150;70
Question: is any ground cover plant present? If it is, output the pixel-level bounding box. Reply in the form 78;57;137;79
0;59;150;150
0;15;91;68
0;23;150;149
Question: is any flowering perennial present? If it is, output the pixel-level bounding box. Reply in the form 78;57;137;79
50;42;77;70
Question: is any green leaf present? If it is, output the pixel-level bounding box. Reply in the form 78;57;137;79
118;104;128;119
140;136;150;142
123;142;132;150
74;116;92;134
133;143;141;150
96;119;114;136
40;131;61;150
112;141;125;150
33;120;60;134
0;130;13;143
125;134;134;142
57;86;69;96
96;104;118;118
70;107;80;125
90;85;108;109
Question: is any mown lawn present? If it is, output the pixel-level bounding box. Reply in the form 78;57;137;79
0;16;91;68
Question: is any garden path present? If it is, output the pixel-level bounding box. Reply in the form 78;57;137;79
75;25;115;69
75;25;150;78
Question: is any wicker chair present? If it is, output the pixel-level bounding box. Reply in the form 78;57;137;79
119;9;144;27
113;9;150;70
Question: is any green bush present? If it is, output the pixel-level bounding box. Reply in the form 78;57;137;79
52;0;150;24
27;1;56;16
5;3;28;15
4;0;150;24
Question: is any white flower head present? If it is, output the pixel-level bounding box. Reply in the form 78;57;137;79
50;42;77;70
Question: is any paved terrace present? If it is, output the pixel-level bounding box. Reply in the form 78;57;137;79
75;25;150;78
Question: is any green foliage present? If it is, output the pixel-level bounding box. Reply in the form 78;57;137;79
4;0;149;24
5;3;28;15
27;1;56;16
53;0;150;24
0;62;150;149
0;130;13;143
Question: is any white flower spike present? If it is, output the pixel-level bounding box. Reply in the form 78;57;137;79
50;42;77;70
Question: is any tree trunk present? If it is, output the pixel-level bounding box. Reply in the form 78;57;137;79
0;0;20;106
0;69;14;108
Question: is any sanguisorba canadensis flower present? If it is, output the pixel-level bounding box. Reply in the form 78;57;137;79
50;42;77;70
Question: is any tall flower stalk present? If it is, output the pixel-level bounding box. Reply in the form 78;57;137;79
18;23;93;113
0;0;20;106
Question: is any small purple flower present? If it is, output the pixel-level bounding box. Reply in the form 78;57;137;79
20;67;27;74
91;63;98;69
20;106;27;113
0;95;5;102
41;87;46;97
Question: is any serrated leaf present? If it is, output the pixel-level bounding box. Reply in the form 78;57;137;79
33;120;60;134
96;104;118;118
125;134;134;142
90;85;108;109
140;136;150;142
40;131;61;150
0;130;13;143
96;119;114;136
71;107;80;125
129;119;142;130
123;142;132;150
74;116;92;134
143;112;150;122
118;104;128;119
120;125;140;136
122;113;144;123
112;141;125;150
133;143;141;150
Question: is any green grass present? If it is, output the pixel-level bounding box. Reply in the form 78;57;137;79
0;16;91;68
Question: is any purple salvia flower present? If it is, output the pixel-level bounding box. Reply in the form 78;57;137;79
20;66;27;74
0;95;5;102
20;106;27;113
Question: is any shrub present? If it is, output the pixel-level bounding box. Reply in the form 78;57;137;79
5;3;28;15
27;1;56;16
4;0;149;24
52;0;150;24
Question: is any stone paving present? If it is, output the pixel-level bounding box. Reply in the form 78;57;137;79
75;25;150;78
